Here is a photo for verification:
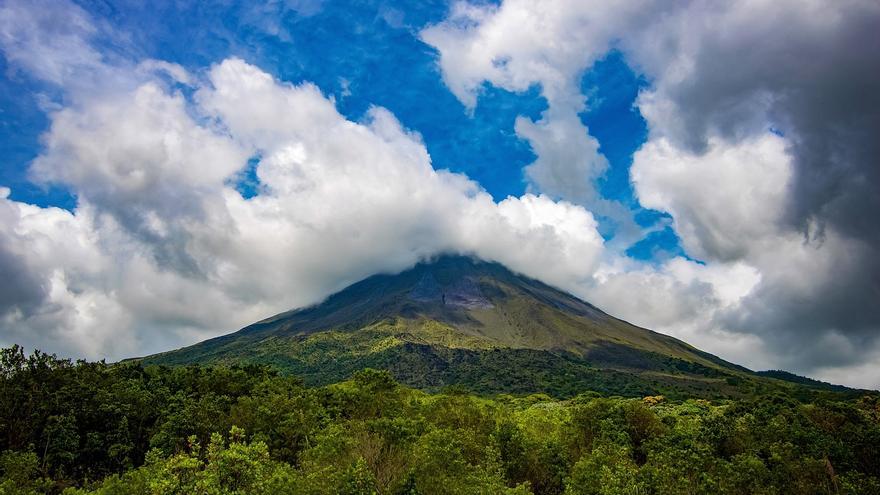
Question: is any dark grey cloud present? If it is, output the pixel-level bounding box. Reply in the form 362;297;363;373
721;241;880;370
0;239;46;317
645;2;880;247
622;0;880;373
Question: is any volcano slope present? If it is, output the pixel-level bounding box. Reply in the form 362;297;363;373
141;255;846;399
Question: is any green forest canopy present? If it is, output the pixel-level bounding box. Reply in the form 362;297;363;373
1;345;878;494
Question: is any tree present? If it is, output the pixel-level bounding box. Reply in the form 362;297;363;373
565;443;644;495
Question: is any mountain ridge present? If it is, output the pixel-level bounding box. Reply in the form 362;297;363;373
141;254;852;398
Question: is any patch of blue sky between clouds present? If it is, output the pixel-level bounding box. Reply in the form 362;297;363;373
578;51;647;209
0;54;78;210
577;50;688;260
232;156;263;200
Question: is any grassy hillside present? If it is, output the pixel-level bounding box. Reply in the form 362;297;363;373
141;256;846;400
144;317;830;400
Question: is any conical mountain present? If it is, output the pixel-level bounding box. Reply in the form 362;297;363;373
142;255;818;398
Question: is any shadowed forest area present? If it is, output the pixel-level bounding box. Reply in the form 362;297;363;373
2;346;878;494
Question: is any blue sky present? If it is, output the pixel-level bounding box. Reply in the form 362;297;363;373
0;0;681;260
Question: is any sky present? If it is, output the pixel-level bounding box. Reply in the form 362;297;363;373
0;0;878;389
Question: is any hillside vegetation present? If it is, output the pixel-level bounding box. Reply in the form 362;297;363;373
2;346;879;494
141;256;822;400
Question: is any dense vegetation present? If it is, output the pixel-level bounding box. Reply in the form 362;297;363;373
143;317;854;402
145;325;760;400
2;346;879;494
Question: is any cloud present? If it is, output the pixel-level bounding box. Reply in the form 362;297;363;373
0;0;103;86
31;81;250;274
631;132;880;371
0;189;48;314
425;0;880;386
626;0;880;378
632;134;793;263
420;1;633;212
420;0;651;110
625;0;880;243
0;193;134;358
0;44;608;359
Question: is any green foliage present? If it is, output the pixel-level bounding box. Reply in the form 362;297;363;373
409;428;530;494
65;429;301;495
566;443;643;495
0;450;52;495
1;346;878;494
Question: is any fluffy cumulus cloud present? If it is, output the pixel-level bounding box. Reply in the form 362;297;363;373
423;0;880;387
0;0;104;86
1;0;878;388
0;20;606;359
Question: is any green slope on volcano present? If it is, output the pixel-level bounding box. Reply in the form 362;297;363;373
141;255;827;398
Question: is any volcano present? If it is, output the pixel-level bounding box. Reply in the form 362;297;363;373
142;255;828;398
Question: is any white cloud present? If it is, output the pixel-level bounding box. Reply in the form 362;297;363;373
0;197;132;358
420;0;649;109
0;0;103;86
632;133;792;262
0;54;609;360
517;112;607;205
